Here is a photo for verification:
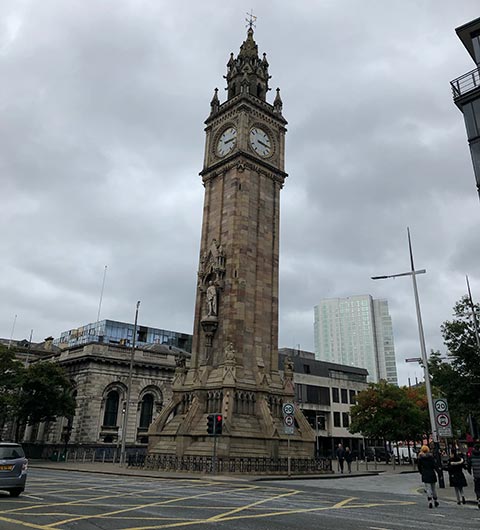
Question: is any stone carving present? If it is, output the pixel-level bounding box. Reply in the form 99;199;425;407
206;282;217;316
225;342;235;362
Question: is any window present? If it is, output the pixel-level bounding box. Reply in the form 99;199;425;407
342;412;350;428
333;412;341;427
349;389;356;404
139;394;154;429
303;364;311;374
341;388;348;404
305;385;331;405
103;390;119;427
332;388;339;403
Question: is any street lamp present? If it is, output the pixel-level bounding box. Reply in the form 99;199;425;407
371;228;444;487
120;300;141;466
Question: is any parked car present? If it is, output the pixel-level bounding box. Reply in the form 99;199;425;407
0;443;28;497
365;446;391;462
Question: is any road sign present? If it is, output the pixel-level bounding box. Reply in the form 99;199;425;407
437;414;450;427
284;426;294;435
434;398;452;437
434;399;448;413
405;357;422;363
284;415;294;427
282;403;294;416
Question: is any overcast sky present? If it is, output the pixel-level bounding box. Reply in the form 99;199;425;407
1;0;480;385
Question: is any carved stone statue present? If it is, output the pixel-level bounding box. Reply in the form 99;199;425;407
206;281;217;316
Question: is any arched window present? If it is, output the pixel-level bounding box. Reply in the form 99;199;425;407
139;393;154;429
103;390;119;427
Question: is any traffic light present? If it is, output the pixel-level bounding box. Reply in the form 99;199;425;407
215;414;223;435
207;413;223;435
207;414;215;435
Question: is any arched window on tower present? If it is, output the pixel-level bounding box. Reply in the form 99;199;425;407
103;390;119;427
139;393;154;429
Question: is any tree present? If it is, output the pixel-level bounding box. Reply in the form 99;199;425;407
349;380;429;443
15;361;76;438
429;295;480;437
0;345;25;439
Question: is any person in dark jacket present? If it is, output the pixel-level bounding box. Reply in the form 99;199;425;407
418;445;439;508
344;447;353;474
447;450;468;504
467;444;480;510
336;444;345;474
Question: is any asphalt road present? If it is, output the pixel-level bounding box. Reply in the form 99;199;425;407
0;468;479;530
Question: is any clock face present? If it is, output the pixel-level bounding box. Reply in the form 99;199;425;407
249;127;272;157
216;127;237;157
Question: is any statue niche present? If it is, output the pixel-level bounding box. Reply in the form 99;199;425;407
199;239;226;350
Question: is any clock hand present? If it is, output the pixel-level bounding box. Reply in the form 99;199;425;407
258;140;270;148
224;138;235;144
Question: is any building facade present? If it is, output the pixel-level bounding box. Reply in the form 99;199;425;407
56;320;192;352
450;16;480;199
279;348;369;457
2;329;190;456
314;295;398;385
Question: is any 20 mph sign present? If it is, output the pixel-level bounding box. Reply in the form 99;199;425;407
434;398;452;438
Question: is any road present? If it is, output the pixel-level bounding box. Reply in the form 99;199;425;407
0;468;478;529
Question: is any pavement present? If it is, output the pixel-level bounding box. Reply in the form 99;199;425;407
29;459;479;506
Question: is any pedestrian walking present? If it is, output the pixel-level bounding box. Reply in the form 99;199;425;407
467;443;480;509
345;447;353;474
336;443;345;474
417;445;439;509
447;450;467;505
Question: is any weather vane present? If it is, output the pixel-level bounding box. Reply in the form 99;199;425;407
245;10;257;30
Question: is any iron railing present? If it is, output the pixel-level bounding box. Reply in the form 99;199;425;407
451;66;480;100
139;454;332;474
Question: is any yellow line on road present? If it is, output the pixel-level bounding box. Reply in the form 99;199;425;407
119;497;418;530
0;515;52;530
44;484;258;528
205;489;300;522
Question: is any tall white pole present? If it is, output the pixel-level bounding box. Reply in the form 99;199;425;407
120;300;140;466
407;228;437;444
96;265;108;323
466;275;480;351
8;314;17;349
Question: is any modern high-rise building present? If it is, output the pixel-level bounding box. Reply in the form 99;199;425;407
450;16;480;199
314;295;398;385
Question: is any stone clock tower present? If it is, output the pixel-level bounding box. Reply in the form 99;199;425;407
148;27;315;459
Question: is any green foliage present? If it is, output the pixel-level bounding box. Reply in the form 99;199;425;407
349;380;429;441
0;344;25;431
16;361;76;426
429;295;480;434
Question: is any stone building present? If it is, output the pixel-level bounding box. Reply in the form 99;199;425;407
279;348;369;457
2;336;189;454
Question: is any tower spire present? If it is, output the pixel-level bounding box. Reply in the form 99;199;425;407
224;18;271;101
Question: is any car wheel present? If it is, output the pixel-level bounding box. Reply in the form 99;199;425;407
9;488;23;497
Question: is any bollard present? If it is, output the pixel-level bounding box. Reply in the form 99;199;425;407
356;457;359;471
82;450;86;463
74;450;77;463
102;450;106;463
92;451;95;463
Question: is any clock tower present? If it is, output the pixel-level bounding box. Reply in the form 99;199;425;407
148;27;315;459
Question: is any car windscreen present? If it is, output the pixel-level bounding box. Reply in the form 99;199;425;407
0;446;25;459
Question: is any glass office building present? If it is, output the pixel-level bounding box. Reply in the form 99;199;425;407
314;295;398;384
56;319;192;352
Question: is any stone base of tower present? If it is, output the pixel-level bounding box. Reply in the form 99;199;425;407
147;364;315;461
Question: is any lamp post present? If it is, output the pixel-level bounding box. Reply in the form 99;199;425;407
371;228;444;487
120;300;140;466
